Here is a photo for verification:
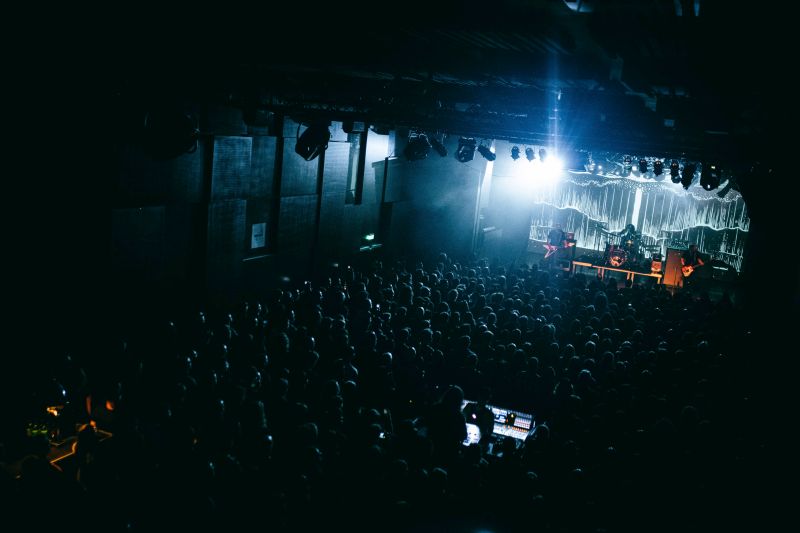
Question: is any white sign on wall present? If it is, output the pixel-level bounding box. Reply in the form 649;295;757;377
251;222;266;249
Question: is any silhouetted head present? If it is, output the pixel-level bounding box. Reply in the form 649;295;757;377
440;385;464;410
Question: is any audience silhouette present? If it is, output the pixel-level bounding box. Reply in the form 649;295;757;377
0;253;768;532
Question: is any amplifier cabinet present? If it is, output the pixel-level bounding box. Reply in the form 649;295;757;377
662;247;685;287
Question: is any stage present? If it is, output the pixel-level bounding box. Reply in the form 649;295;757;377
519;239;743;304
570;261;662;284
525;239;667;287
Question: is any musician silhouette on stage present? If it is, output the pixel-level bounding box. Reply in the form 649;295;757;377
617;223;642;264
618;224;638;245
680;243;705;290
544;224;566;259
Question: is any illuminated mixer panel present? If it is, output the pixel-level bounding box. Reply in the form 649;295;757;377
490;406;535;440
462;400;535;441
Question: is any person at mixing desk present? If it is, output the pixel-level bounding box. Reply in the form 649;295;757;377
462;387;495;446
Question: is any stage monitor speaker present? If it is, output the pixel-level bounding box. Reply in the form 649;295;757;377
663;247;685;286
650;252;663;274
555;245;576;261
554;245;576;270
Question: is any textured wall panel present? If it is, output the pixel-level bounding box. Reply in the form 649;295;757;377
115;140;206;205
207;199;247;285
204;105;247;136
322;142;350;196
283;117;302;139
318;143;349;256
278;195;318;251
250;136;277;197
281;143;319;197
329;121;349;142
211;136;252;200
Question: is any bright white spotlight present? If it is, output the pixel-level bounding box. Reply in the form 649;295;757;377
539;156;563;182
509;156;536;195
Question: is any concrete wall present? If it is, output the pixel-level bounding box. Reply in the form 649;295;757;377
383;133;487;264
111;106;433;311
110;103;495;314
480;139;538;264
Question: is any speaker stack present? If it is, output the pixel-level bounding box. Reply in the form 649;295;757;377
662;247;685;286
650;253;663;274
554;244;576;271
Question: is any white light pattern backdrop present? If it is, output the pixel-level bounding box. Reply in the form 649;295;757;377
524;171;749;271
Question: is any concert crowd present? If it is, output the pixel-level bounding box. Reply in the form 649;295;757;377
0;253;771;532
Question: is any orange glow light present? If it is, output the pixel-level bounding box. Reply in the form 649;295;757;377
46;406;63;417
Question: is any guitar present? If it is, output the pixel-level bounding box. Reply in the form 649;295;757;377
543;230;567;259
543;242;563;259
544;238;577;259
681;263;702;277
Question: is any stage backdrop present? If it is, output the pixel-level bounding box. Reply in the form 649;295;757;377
488;147;749;271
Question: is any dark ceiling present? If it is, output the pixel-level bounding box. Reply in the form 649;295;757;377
110;0;780;164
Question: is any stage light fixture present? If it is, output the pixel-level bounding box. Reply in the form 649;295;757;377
670;160;680;182
511;146;520;160
700;162;721;190
477;143;496;161
430;134;448;157
653;160;664;176
583;152;594;172
456;137;477;162
525;147;535;161
295;122;330;161
403;132;431;161
681;162;697;189
622;155;632;177
638;158;648;174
